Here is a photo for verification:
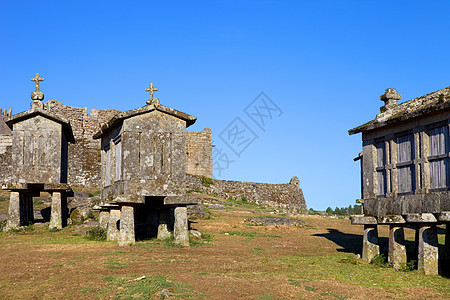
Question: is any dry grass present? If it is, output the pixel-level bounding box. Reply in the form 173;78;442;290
0;200;449;299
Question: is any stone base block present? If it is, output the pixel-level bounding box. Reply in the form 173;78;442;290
119;205;135;246
418;224;439;275
362;224;379;262
107;209;121;241
388;225;407;269
174;206;189;246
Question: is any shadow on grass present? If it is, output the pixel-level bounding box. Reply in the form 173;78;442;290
313;228;362;255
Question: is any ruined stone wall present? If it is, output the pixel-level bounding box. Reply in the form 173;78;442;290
44;100;120;187
186;174;307;213
0;108;13;182
186;128;213;178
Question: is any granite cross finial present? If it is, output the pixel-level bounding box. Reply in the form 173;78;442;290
30;73;45;102
380;88;401;113
146;83;159;105
31;73;44;93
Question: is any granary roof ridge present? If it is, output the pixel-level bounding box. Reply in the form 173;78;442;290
348;86;450;135
6;106;75;143
93;103;197;139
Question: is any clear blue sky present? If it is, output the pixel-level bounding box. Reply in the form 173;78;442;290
1;1;449;210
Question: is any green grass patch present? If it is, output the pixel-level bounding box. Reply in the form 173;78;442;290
87;189;101;197
305;286;317;291
196;271;209;275
104;257;129;269
220;231;281;240
225;197;262;207
101;274;206;299
274;253;450;293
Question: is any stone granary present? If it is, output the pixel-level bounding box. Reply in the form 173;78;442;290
349;87;450;275
3;73;75;230
93;84;198;246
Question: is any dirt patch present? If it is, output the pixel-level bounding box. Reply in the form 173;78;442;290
0;204;448;299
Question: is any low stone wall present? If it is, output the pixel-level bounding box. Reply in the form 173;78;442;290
185;174;307;213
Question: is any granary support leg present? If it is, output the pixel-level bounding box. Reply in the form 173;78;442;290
362;224;379;262
49;192;63;230
6;191;21;230
107;209;121;241
174;206;189;246
119;205;135;246
388;225;407;269
418;224;439;275
157;207;172;240
98;210;110;230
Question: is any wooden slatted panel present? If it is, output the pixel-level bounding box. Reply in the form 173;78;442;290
377;170;386;195
397;134;414;193
397;134;413;163
105;147;111;186
429;126;446;156
376;141;385;167
115;138;122;181
376;141;386;195
429;125;448;189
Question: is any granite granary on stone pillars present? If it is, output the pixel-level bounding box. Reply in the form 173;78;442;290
93;83;198;246
3;73;75;230
349;86;450;275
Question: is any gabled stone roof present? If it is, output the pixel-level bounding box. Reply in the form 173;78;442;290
6;107;75;143
93;103;197;139
349;86;450;135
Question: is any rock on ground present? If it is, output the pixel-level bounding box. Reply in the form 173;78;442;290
244;217;308;227
187;205;210;220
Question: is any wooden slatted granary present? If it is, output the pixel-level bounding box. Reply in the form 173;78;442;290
349;87;450;275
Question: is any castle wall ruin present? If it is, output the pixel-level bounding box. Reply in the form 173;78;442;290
186;128;213;178
185;174;307;214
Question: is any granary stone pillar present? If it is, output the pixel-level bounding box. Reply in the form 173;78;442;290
118;205;135;246
98;210;110;230
6;191;21;230
107;208;121;241
362;224;380;262
174;206;189;246
417;224;439;275
388;225;407;269
49;192;63;230
157;207;172;240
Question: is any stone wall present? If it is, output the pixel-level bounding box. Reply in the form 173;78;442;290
186;174;307;213
186;128;213;178
0;108;13;182
44;100;121;187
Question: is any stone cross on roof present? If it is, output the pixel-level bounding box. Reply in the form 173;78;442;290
31;73;44;93
30;73;45;102
380;88;401;113
145;83;159;105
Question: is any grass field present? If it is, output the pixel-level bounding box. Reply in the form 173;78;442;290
0;197;449;299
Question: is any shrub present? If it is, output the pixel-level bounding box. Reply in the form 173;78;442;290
370;254;388;267
0;220;6;232
86;227;107;241
200;176;213;187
